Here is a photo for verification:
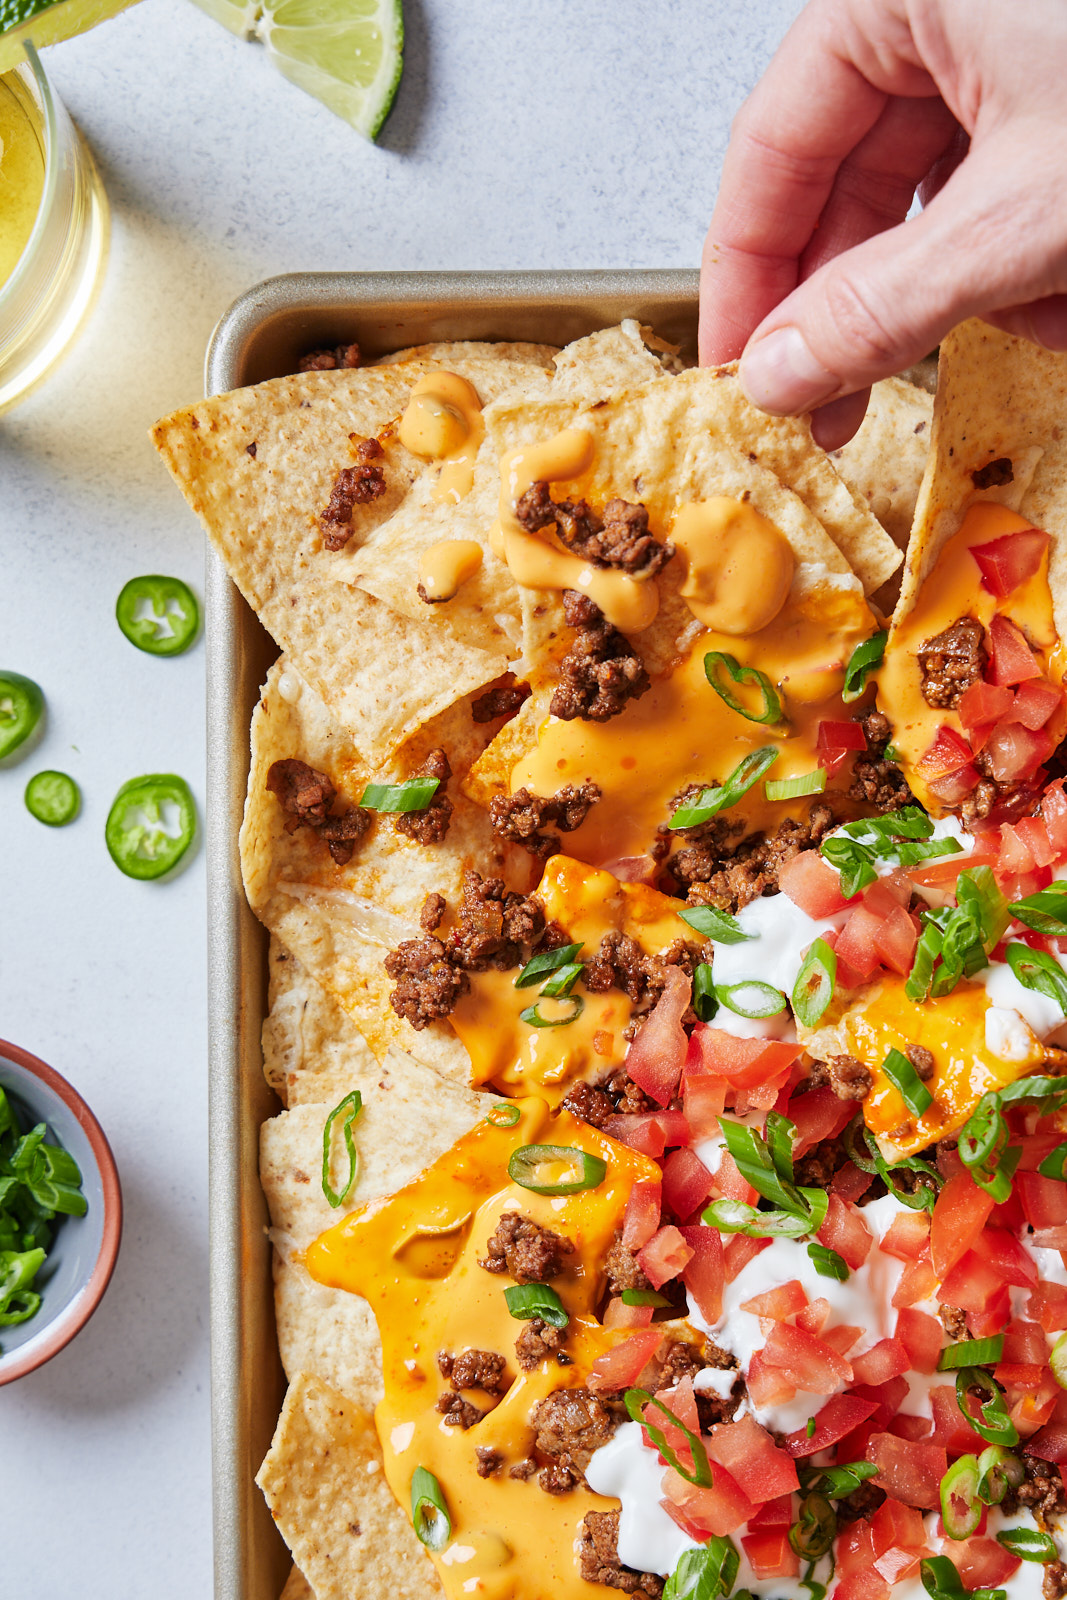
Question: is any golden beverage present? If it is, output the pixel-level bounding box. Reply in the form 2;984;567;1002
0;68;46;286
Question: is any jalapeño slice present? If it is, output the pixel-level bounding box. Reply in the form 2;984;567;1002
24;770;80;826
105;773;196;879
0;671;44;759
116;576;200;657
508;1143;606;1195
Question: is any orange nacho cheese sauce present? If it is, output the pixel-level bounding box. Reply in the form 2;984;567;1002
880;503;1066;810
451;856;691;1098
305;1100;660;1600
511;579;877;866
843;974;1045;1159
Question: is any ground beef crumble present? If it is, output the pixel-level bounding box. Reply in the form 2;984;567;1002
579;1510;664;1596
474;1446;503;1478
972;457;1014;490
383;937;470;1029
669;802;834;914
394;748;453;844
584;932;709;1019
1003;1454;1067;1521
514;1316;567;1371
603;1236;650;1296
515;481;674;578
849;710;914;813
297;341;361;372
1043;1561;1067;1600
918;615;987;710
319;437;386;550
550;590;651;723
478;1213;574;1283
420;892;446;933
938;1304;968;1340
489;780;601;859
265;758;370;866
531;1387;618;1492
472;676;531;724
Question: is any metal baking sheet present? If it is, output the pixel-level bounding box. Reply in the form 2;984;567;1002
204;267;700;1600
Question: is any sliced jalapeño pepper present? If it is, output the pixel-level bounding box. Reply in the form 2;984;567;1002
25;770;80;826
0;672;44;759
105;774;196;880
116;576;200;657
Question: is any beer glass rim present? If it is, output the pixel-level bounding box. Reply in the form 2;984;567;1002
1;41;61;310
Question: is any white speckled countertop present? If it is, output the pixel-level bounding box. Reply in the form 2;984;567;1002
0;1;803;1590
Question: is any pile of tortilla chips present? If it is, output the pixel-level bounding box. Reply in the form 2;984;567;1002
152;317;953;1600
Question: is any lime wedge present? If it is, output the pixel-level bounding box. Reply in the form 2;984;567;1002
0;0;141;72
188;0;403;142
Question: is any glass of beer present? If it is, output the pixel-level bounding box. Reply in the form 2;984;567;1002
0;42;108;412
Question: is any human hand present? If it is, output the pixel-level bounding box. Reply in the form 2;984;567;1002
699;0;1067;447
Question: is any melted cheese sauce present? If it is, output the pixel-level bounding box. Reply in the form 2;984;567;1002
419;539;485;601
305;1099;660;1600
512;577;876;865
671;498;795;635
880;503;1066;810
398;371;485;503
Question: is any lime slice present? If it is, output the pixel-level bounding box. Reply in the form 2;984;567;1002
187;0;403;141
0;0;141;72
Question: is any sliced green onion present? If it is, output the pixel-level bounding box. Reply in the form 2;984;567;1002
846;1119;941;1212
663;1537;739;1600
702;1197;814;1239
957;866;1010;951
906;920;944;1003
621;1288;672;1307
624;1387;713;1487
671;747;780;827
715;980;787;1019
704;652;786;726
955;1367;1020;1447
1038;1141;1067;1180
882;1047;934;1118
792;938;837;1029
718;1117;798;1212
806;1417;817;1438
692;963;718;1023
1049;1330;1067;1391
841;631;887;703
484;1103;520;1127
789;1493;836;1560
801;1461;879;1500
503;1282;569;1329
519;995;584;1028
765;769;827;802
508;1143;606;1195
896;837;963;867
820;835;878;900
321;1090;362;1208
1010;884;1067;937
0;1248;45;1324
514;943;582;988
941;1454;982;1540
938;1337;1005;1370
996;1529;1058;1562
410;1466;451;1551
976;1446;1024;1505
678;905;754;944
360;776;440;812
539;962;584;998
1006;943;1067;1012
920;1556;969;1600
807;1242;849;1281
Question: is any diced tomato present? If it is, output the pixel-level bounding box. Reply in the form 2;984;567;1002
895;1307;944;1374
851;1376;911;1428
622;1180;662;1251
1025;1421;1067;1464
706;1413;799;1501
967;1290;1013;1339
939;1248;1007;1313
677;1224;725;1325
661;1147;713;1221
712;1149;758;1206
603;1297;654;1328
881;1210;931;1261
817;719;867;777
661;1463;755;1537
835;904;885;981
747;1348;797;1409
1013;678;1064;731
602;1110;690;1157
872;904;920;976
741;1529;799;1580
1042;779;1067;856
1029;1282;1067;1332
588;1329;663;1392
851;1337;911;1387
906;849;998;891
778;849;853;915
638;1225;693;1289
817;1194;873;1269
747;1493;794;1528
623;965;690;1106
951;1536;1021;1591
794;1299;829;1338
871;1497;927;1559
930;1170;995;1279
892;1252;939;1308
838;1517;878;1575
1016;813;1058;868
741;1279;809;1321
833;1160;875;1202
977;1225;1038;1289
787;1085;855;1154
891;1414;934;1443
971;525;1049;597
987;613;1042;685
959;679;1015;733
782;1394;879;1457
1018;1171;1067;1229
822;1324;864;1356
651;1374;700;1447
917;724;974;778
928;765;982;803
761;1321;853;1392
928;1384;987;1454
681;1070;726;1141
723;1233;770;1282
983;721;1055;782
684;1026;801;1090
1004;1316;1053;1363
866;1433;946;1509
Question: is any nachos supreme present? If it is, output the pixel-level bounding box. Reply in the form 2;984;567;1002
155;315;1067;1600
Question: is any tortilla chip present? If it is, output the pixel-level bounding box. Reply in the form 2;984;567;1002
375;340;558;368
257;1372;444;1600
263;938;382;1109
893;319;1067;642
280;1565;314;1600
548;318;670;397
830;376;933;554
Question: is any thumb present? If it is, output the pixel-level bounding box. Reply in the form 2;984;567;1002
736;135;1067;414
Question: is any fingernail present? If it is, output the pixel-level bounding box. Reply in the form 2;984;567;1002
1027;297;1067;352
738;326;840;414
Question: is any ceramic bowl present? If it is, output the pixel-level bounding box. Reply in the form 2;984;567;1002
0;1038;122;1384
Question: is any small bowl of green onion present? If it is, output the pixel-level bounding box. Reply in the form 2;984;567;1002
0;1038;121;1384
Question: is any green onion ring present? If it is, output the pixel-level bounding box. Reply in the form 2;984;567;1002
670;746;780;827
410;1466;451;1551
624;1387;713;1488
791;938;837;1029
